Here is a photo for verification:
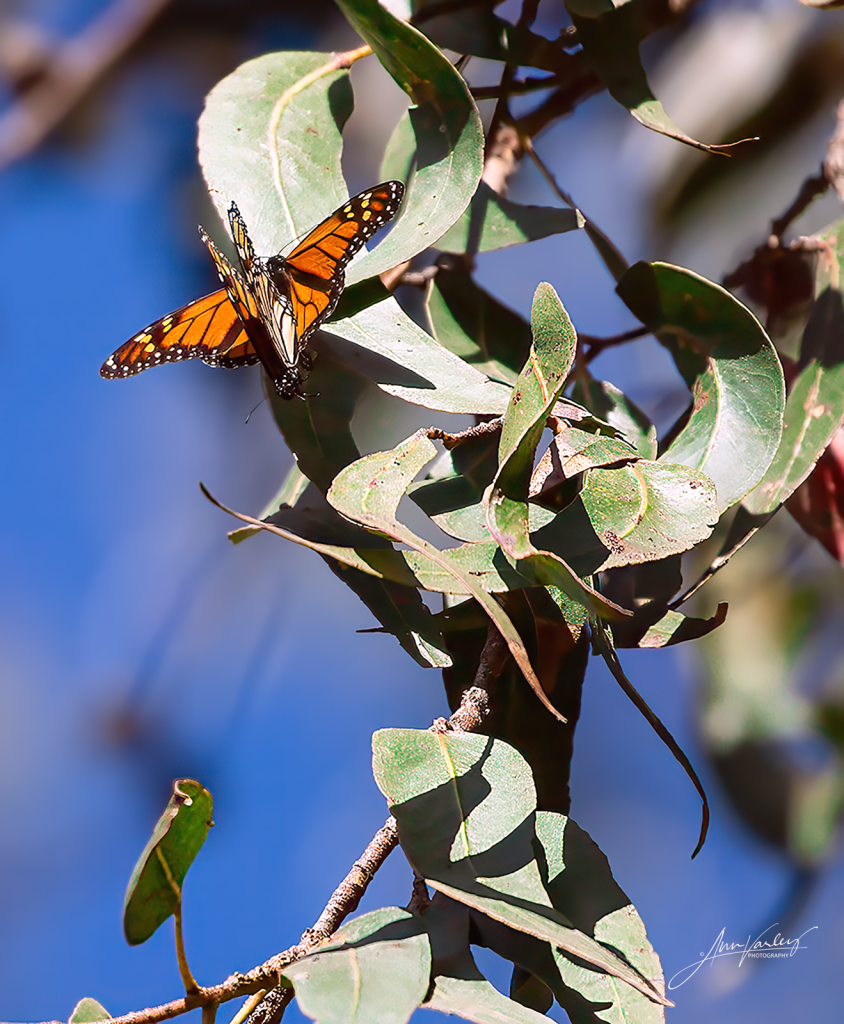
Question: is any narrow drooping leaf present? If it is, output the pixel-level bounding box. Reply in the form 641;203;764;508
284;907;431;1024
123;780;213;945
338;0;484;278
68;999;111;1023
569;5;754;154
592;624;709;858
436;182;583;254
485;285;631;627
617;261;785;512
372;730;669;1005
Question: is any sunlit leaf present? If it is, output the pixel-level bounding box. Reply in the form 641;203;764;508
617;261;785;512
123;780;213;946
68;999;111;1023
373;730;669;1004
339;0;484;278
284;907;430;1024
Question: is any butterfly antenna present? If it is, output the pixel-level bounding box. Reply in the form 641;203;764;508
245;395;267;424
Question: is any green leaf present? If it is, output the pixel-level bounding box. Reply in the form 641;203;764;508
198;51;354;255
436;182;583;254
571;376;657;459
637;604;728;649
264;342;368;494
283;907;431;1024
327;560;451;669
427;972;555;1024
327;431;548;697
123;780;213;946
426;259;532;385
323;299;512;414
485;286;631;626
569;6;754;154
744;283;844;513
423;896;553;1024
228;464;310;545
534;459;718;572
530;427;640;497
475;812;670;1021
372;730;668;1005
68;999;111;1023
617;261;785;512
338;0;484;279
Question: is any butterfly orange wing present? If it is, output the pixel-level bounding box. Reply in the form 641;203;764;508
100;287;258;378
281;181;404;343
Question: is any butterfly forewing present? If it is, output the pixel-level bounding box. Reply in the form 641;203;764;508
100;289;257;378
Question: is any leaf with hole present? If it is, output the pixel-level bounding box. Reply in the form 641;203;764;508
123;780;213;946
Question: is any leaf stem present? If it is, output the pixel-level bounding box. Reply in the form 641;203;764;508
173;905;201;997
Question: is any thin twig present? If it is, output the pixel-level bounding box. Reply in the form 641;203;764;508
580;326;651;363
770;168;829;240
426;418;503;449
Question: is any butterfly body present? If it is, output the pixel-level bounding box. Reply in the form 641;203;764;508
101;181;404;399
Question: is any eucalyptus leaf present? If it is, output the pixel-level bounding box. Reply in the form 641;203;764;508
571;376;657;459
436;183;583;254
744;229;844;514
533;460;718;574
324;298;511;414
284;907;430;1024
339;0;484;278
569;6;754;154
123;779;213;946
373;730;669;1005
617;261;785;512
485;285;630;622
68;999;111;1023
427;259;532;385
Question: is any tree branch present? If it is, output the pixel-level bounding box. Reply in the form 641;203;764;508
0;0;173;170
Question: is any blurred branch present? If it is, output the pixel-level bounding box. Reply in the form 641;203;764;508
823;98;844;208
0;0;172;171
770;169;829;240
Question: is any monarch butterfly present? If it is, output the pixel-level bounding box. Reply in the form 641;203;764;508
100;181;405;400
